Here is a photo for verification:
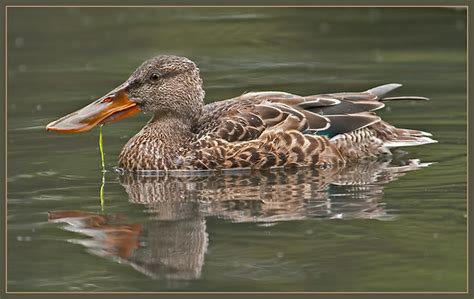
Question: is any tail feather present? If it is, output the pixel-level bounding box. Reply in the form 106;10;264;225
418;130;433;137
376;123;438;149
366;84;429;101
366;83;402;99
313;83;437;162
383;136;437;148
381;96;429;101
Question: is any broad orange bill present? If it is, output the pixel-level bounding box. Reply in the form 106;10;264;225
46;83;141;133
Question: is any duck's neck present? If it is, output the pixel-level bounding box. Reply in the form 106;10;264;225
119;114;195;171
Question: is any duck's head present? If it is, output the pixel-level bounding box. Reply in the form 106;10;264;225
46;55;205;133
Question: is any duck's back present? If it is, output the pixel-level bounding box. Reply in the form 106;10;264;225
184;84;436;170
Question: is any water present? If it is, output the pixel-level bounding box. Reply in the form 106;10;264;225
7;7;467;292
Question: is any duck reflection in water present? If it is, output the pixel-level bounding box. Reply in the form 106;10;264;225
48;157;431;280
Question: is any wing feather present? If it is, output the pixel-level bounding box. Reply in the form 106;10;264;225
196;84;426;143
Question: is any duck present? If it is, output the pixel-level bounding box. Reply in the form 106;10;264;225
46;55;437;171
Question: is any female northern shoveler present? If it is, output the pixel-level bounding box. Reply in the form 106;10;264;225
46;55;436;171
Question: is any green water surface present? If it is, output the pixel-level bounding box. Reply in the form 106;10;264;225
7;7;467;292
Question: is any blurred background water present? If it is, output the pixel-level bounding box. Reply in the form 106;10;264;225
7;7;467;292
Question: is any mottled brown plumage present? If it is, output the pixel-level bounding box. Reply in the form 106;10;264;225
47;55;437;171
117;56;436;171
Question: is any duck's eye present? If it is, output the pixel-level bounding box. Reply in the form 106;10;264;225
150;73;160;81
